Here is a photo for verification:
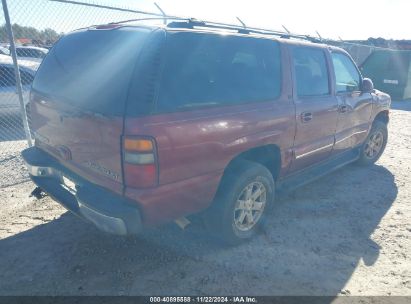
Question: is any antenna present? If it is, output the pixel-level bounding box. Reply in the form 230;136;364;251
154;2;167;25
316;30;323;41
236;17;246;29
282;25;290;34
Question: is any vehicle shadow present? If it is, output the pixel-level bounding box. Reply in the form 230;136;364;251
0;164;397;296
391;100;411;111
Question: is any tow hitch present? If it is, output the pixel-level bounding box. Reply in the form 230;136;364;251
30;186;47;199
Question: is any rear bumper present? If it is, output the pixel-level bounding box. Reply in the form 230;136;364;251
22;146;142;236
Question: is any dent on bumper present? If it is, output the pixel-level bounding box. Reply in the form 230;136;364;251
22;147;142;236
78;201;127;235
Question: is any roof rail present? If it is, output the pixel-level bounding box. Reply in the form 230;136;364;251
166;19;321;42
50;0;320;43
108;16;190;25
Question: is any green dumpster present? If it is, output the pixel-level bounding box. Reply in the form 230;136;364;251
360;50;411;100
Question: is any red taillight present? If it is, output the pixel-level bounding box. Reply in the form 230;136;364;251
122;137;158;188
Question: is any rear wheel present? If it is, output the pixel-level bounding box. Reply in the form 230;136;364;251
205;160;275;245
357;120;388;166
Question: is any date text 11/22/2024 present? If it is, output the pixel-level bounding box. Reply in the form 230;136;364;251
149;297;257;303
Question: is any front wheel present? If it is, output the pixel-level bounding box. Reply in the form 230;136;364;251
205;160;275;245
357;121;388;166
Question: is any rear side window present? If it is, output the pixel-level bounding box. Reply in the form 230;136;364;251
32;28;150;116
156;33;281;112
292;47;330;97
331;52;361;93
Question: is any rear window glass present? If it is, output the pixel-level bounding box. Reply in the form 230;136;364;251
32;27;150;116
156;32;281;112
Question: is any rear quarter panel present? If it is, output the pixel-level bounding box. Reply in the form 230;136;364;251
126;99;296;184
125;99;295;224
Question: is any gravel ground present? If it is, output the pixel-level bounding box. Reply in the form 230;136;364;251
0;115;30;188
0;101;410;296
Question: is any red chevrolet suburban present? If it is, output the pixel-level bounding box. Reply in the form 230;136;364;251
22;20;391;244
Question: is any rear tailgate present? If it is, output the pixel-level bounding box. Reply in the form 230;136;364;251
30;26;151;193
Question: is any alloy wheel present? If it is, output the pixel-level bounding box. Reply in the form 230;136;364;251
364;131;384;159
233;181;267;232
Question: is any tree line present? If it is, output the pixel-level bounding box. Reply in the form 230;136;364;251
0;23;62;45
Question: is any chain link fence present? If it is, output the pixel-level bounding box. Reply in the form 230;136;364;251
0;0;382;188
0;0;148;188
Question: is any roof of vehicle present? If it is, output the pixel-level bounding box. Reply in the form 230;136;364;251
0;54;40;72
86;21;344;53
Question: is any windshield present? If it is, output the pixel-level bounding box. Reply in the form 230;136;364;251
32;27;150;116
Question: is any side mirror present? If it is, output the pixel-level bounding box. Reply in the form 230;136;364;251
362;78;374;93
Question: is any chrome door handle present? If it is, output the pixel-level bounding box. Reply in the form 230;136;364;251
339;105;348;113
301;112;313;122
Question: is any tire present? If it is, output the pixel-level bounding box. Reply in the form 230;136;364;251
205;160;275;245
357;120;388;166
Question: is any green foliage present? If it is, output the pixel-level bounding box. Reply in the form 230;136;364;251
0;23;61;44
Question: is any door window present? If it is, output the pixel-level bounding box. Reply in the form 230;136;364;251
292;47;330;97
332;52;361;93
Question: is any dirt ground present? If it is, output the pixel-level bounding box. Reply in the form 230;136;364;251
0;101;410;296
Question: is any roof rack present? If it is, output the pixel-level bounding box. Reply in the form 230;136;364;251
166;19;320;42
50;0;321;43
108;16;190;25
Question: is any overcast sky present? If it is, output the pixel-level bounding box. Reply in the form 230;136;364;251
4;0;410;40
